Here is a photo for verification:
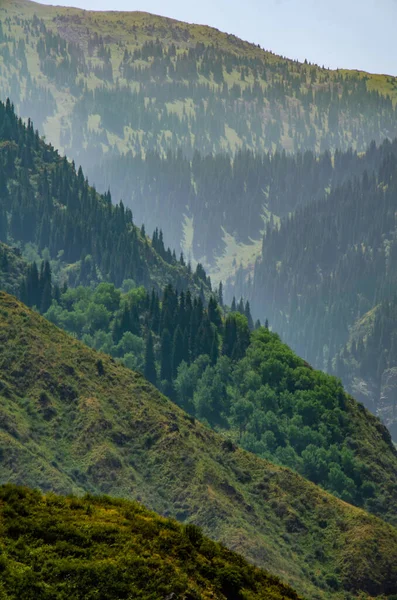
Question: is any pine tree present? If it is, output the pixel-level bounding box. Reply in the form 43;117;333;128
172;325;184;377
144;331;157;385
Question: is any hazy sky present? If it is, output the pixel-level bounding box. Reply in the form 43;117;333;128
36;0;397;75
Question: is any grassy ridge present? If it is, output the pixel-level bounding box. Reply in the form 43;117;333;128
0;484;303;600
0;292;397;598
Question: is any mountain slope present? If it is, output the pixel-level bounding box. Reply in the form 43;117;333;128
0;484;302;600
0;292;397;599
2;237;397;527
0;97;210;294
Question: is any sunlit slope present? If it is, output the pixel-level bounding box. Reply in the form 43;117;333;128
1;0;397;161
0;292;397;598
0;484;303;600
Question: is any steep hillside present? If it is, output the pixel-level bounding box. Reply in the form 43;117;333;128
2;0;397;271
0;485;302;600
1;292;397;599
0;98;210;294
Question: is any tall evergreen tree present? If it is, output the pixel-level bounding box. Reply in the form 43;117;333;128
172;325;184;378
144;330;157;385
160;328;172;382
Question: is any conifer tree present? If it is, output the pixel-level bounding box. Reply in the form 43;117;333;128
144;330;157;385
160;328;172;382
172;325;184;378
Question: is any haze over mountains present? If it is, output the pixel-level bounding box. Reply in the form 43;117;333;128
1;1;397;598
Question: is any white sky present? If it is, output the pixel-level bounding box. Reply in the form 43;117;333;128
35;0;397;75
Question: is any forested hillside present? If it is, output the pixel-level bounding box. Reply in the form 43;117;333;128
1;292;397;599
2;0;397;272
0;243;27;297
0;485;303;600
0;98;210;294
5;236;397;525
89;137;397;271
251;137;397;435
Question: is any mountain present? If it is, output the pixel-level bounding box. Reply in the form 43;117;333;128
0;97;210;295
2;0;397;276
17;265;396;527
0;484;303;600
251;137;397;438
1;292;397;599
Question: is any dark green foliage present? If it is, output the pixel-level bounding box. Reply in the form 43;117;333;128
0;243;27;296
174;328;397;525
11;258;397;525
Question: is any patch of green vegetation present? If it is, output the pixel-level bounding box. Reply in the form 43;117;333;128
0;484;303;600
0;292;397;599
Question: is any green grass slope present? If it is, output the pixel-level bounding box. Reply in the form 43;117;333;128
0;292;397;599
0;484;302;600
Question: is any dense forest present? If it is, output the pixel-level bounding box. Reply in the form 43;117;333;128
335;296;397;439
0;98;210;295
1;291;397;599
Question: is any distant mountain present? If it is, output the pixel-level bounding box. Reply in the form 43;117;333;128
251;137;397;437
1;291;397;599
0;484;303;600
2;0;397;275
